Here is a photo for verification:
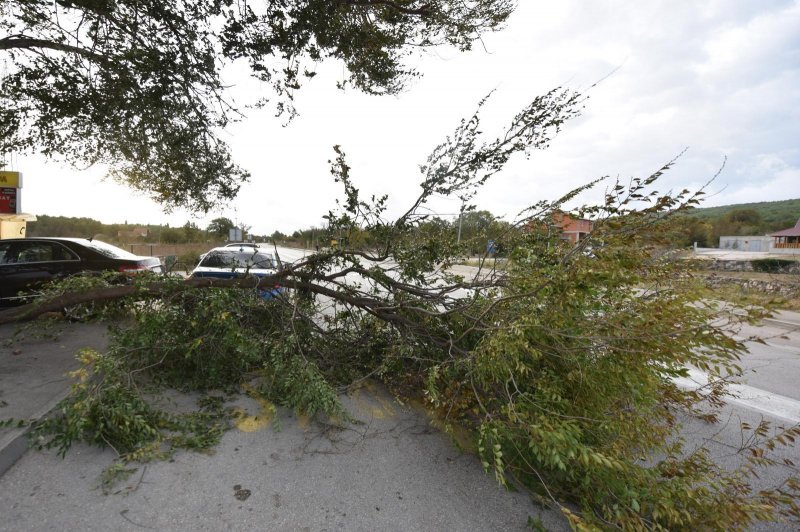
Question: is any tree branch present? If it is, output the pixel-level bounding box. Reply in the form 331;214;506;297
337;0;433;17
0;35;110;65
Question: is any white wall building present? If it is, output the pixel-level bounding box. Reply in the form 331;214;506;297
718;235;773;252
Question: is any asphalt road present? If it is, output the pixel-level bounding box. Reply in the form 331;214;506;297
0;282;798;530
0;382;562;532
0;319;564;532
672;317;800;531
736;320;800;403
673;318;800;423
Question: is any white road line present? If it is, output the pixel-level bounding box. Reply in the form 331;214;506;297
732;336;800;355
673;368;800;424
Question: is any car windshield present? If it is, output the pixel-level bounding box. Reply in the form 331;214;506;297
81;239;142;259
199;250;275;270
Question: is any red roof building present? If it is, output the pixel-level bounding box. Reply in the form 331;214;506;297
552;212;593;244
770;218;800;249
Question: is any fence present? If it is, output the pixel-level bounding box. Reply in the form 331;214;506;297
128;242;225;263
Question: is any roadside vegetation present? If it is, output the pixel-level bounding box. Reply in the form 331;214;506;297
27;193;800;256
27;210;514;257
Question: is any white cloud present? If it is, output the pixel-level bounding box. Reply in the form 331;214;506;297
716;157;800;205
695;1;800;84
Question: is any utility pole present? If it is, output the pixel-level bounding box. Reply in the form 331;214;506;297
456;201;465;245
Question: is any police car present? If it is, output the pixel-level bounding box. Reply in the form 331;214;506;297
190;245;283;300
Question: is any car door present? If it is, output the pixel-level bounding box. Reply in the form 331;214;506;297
0;241;24;300
0;241;80;300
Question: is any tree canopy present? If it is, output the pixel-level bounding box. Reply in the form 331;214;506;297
206;217;235;239
0;0;514;211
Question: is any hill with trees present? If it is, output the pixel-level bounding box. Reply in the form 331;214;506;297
670;198;800;247
687;198;800;228
26;215;229;245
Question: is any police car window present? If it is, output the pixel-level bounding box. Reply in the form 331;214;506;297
15;242;77;263
239;251;274;269
199;251;232;268
200;250;274;269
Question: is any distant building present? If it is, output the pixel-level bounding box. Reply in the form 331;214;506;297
117;227;149;241
718;235;772;252
551;212;593;243
770;218;800;250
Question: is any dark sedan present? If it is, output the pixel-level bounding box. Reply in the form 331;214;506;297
0;237;162;305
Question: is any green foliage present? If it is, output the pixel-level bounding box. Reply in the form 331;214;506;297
33;348;164;457
25;283;348;484
1;0;514;210
177;251;202;270
289;98;799;527
708;208;766;244
111;286;279;390
26;215;215;245
28;269;137;321
723;208;762;226
26;215;110;239
664;199;800;248
256;338;344;419
457;244;779;529
206;217;235;239
31;347;229;466
454;209;513;255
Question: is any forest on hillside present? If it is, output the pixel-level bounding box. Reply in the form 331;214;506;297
25;197;800;251
25;215;218;244
675;198;800;247
24;210;511;255
688;198;800;226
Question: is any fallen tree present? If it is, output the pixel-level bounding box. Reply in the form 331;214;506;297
4;89;799;529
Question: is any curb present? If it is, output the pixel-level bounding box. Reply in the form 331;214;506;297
0;389;70;478
762;317;800;332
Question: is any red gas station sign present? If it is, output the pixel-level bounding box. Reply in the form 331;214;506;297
0;187;19;214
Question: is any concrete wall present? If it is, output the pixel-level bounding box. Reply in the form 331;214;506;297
771;247;800;255
718;235;773;252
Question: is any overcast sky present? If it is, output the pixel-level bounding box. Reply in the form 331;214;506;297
11;0;800;235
